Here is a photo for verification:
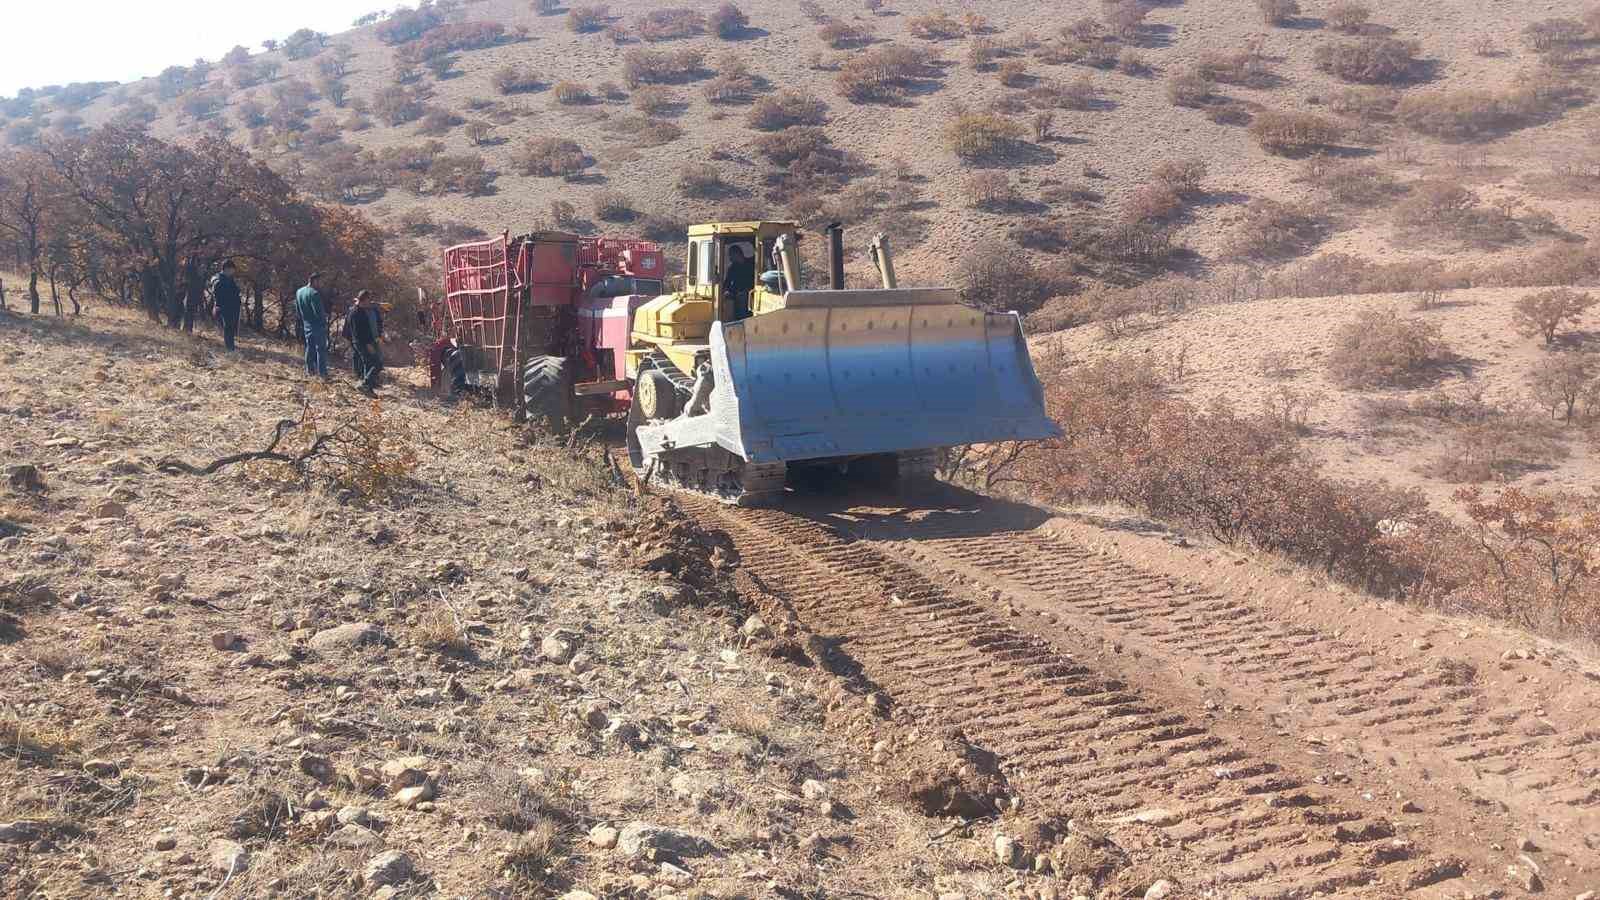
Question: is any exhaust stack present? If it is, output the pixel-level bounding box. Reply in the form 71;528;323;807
825;223;845;291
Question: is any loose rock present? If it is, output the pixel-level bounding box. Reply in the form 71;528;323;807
363;850;413;887
309;622;388;652
589;824;619;849
209;839;249;876
541;628;579;664
1144;880;1175;899
617;821;713;859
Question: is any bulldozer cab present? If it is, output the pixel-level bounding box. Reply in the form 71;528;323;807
684;222;798;321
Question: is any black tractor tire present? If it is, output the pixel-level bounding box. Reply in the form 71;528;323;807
523;356;574;429
637;369;682;420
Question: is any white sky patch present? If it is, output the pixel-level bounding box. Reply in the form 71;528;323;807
1;0;382;97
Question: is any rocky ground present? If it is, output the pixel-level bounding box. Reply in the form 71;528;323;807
0;307;1099;899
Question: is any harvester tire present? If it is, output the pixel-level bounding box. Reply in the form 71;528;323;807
523;356;574;430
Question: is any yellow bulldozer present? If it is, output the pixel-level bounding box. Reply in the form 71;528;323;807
622;220;1060;504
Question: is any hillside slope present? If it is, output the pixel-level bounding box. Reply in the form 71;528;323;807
23;0;1600;289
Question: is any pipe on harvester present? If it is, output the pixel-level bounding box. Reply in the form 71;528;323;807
825;223;845;291
869;232;897;289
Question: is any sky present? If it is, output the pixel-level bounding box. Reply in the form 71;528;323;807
1;0;382;97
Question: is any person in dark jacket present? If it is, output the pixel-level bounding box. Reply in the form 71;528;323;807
295;272;329;378
342;290;384;394
209;260;243;351
722;244;755;320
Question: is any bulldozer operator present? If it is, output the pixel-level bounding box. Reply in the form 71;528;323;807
722;243;756;320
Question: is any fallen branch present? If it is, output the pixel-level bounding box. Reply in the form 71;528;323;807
157;409;351;476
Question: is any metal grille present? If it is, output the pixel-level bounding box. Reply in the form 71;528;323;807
443;234;524;389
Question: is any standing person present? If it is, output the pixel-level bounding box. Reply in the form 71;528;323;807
209;260;243;352
295;272;330;379
342;290;385;395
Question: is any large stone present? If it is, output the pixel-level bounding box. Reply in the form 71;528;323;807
380;756;432;794
994;834;1020;868
395;782;435;807
617;821;713;860
309;622;388;652
1144;880;1175;900
363;850;414;887
541;629;580;664
6;465;46;493
298;752;334;783
328;824;385;850
209;839;249;876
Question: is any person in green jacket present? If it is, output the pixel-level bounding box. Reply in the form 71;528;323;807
295;272;329;378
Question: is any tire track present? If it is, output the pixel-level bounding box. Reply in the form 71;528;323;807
676;494;1465;897
865;510;1600;858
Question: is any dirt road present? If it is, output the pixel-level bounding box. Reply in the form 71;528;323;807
674;484;1600;898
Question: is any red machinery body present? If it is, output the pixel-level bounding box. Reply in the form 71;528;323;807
438;231;663;411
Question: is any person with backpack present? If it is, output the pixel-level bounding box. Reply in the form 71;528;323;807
342;290;385;395
295;272;329;379
208;260;243;351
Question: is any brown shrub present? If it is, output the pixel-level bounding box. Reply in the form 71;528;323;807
907;10;965;40
1328;86;1399;121
1151;158;1207;197
1228;199;1324;260
1258;0;1299;26
1515;289;1597;345
377;6;444;45
416;106;462;135
622;48;705;86
1031;110;1055;141
553;81;593;105
747;90;828;130
371;85;425;125
1392;178;1477;226
944;113;1026;160
1123;182;1183;224
1118;50;1150;76
1327;308;1450;387
632;86;673;114
568;5;609;33
1196;51;1274;88
1395;90;1518;142
710;3;749;39
635;8;706;42
493;66;540;95
1328;1;1373;33
514;137;588;177
599;115;683;147
1304;157;1404;207
427;153;494;195
1248;109;1344;155
957;245;1063;313
1524;18;1587;53
821;21;874;49
592;190;635;222
1166;71;1214;108
750;126;824;163
836;44;928;102
1314;38;1422;84
465;121;494;145
1008;355;1428;591
1030;75;1099;111
702;73;750;104
963;171;1019;210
